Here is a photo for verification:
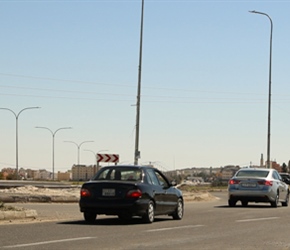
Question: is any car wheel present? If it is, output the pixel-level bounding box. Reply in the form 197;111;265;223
228;199;237;207
282;192;289;207
142;200;154;223
172;198;184;220
241;201;248;207
84;212;97;223
271;192;279;207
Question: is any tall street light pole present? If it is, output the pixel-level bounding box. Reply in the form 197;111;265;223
64;140;94;181
134;0;144;165
0;106;40;178
249;10;273;169
84;149;97;174
36;126;72;180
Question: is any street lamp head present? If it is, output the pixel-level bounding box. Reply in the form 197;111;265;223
248;10;272;21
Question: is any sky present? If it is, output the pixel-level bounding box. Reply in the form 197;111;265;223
1;0;290;172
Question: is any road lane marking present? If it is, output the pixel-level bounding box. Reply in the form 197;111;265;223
145;225;204;232
2;237;96;248
236;217;279;223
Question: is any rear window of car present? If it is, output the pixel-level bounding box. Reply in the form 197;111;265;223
94;168;142;182
236;170;269;178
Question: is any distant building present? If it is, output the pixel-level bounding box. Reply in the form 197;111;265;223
33;169;51;180
26;169;37;179
57;171;71;181
260;154;264;167
269;161;281;172
221;165;240;183
71;165;95;181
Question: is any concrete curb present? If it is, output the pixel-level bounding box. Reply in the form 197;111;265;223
0;194;79;203
0;195;77;221
0;209;37;221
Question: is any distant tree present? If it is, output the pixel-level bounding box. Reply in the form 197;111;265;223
282;163;288;173
0;172;3;180
6;173;17;180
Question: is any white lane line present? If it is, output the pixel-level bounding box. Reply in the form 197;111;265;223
236;217;279;223
145;225;204;232
2;237;96;249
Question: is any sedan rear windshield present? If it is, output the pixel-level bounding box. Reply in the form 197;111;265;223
236;170;269;178
94;168;142;182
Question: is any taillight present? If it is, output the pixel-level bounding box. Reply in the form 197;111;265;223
126;189;142;198
229;179;240;185
258;180;273;186
80;188;91;197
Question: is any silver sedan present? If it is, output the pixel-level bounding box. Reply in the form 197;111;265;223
228;168;289;207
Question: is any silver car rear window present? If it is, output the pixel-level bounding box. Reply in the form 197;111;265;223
236;170;269;178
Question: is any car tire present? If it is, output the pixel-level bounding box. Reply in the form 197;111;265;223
172;198;184;220
84;212;97;223
228;199;237;207
270;192;279;208
142;201;154;223
241;201;248;207
282;192;289;207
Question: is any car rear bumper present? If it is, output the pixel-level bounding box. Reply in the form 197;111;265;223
79;199;149;216
228;189;275;202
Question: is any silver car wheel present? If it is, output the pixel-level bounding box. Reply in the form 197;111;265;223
142;201;154;223
172;198;184;220
271;192;279;208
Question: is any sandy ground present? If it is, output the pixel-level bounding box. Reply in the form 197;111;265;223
0;185;80;198
0;185;219;203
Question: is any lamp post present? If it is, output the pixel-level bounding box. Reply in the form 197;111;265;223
0;106;40;178
134;0;145;165
36;126;72;180
84;149;108;174
64;140;94;181
249;10;273;169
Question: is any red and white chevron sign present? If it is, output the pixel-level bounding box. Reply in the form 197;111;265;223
97;153;119;163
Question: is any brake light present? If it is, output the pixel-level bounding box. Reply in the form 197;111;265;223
80;188;91;197
258;180;273;186
126;189;142;198
229;179;240;185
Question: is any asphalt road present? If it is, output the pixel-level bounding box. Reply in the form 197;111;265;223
1;192;290;249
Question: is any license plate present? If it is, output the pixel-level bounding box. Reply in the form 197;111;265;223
241;183;257;188
102;188;115;196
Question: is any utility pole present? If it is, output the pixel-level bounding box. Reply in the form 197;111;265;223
134;0;144;165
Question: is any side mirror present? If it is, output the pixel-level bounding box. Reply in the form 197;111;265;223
171;180;177;186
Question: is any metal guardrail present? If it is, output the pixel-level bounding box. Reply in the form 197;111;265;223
0;180;78;189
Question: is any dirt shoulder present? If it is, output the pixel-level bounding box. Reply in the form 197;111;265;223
0;184;220;206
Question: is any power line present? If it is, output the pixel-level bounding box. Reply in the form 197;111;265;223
0;72;276;96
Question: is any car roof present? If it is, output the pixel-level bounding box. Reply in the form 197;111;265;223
101;165;153;170
239;168;272;171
